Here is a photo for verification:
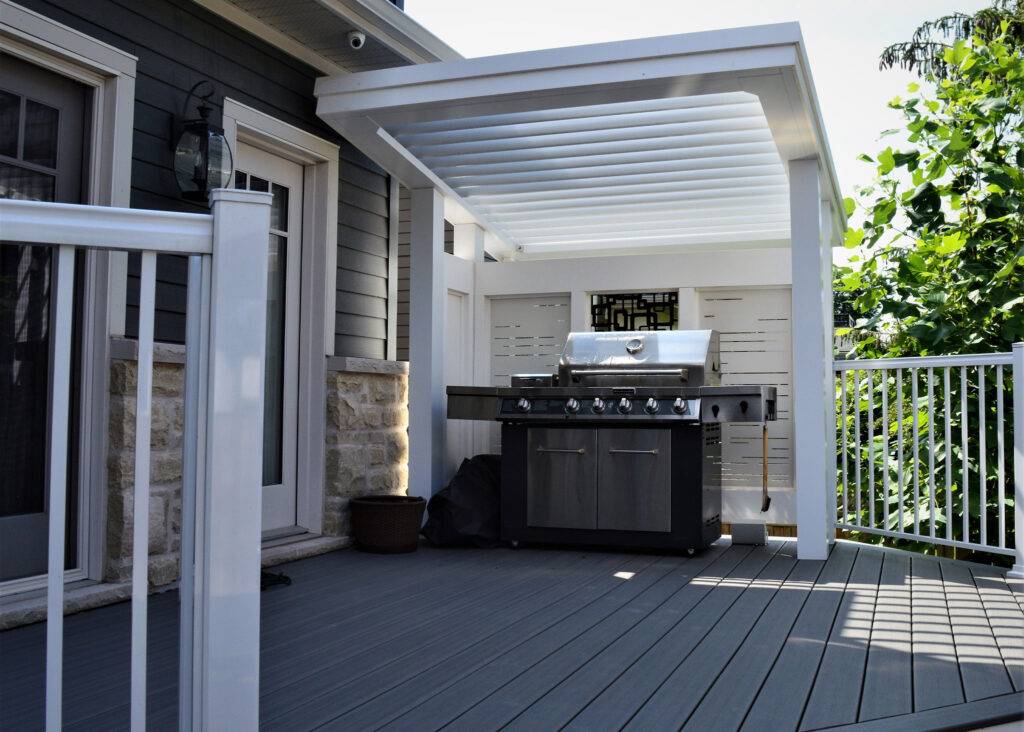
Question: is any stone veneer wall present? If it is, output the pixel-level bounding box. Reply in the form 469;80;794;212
107;351;185;586
104;346;410;590
323;358;410;538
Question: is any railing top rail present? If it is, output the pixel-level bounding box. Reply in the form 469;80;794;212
835;351;1015;370
0;198;213;255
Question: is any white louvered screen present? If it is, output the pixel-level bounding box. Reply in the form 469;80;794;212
701;288;793;501
489;296;570;450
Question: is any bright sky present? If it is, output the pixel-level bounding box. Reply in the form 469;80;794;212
404;0;991;197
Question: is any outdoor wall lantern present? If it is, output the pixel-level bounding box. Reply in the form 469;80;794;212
172;81;233;203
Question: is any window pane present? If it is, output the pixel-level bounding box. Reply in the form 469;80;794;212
262;233;286;486
248;175;269;193
22;100;58;168
270;183;288;232
0;90;19;158
0;162;55;201
234;170;248;190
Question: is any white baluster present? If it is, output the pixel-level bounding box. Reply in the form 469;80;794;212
928;368;936;538
944;367;953;541
896;368;905;533
979;366;987;546
881;369;889;530
996;366;1005;548
912;367;920;535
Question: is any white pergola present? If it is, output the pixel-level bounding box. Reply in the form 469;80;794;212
315;22;844;559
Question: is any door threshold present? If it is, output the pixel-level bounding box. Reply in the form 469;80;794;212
261;526;310;546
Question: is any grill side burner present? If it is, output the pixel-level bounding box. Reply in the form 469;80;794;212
445;329;775;553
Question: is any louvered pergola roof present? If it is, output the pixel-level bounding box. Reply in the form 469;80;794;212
316;22;843;259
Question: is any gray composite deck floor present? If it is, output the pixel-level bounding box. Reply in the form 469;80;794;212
1;539;1022;731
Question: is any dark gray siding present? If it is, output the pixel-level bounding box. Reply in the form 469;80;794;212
335;142;391;359
20;0;395;356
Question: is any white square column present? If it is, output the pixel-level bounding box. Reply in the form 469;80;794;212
409;187;446;499
789;158;832;560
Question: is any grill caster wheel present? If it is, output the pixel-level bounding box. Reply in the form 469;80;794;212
686;547;696;556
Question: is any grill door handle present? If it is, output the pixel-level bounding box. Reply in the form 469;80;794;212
536;447;586;455
608;448;659;455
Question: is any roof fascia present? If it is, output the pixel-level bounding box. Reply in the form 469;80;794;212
313;0;462;64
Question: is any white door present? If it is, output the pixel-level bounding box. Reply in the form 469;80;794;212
235;143;302;535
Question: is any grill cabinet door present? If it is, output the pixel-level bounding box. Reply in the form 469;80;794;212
597;429;672;532
526;428;597;529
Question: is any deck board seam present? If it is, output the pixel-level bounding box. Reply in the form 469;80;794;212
319;551;670;729
615;540;792;730
739;544;858;732
678;546;829;731
969;566;1024;693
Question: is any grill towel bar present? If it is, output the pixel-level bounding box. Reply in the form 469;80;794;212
535;447;586;454
608;448;659;455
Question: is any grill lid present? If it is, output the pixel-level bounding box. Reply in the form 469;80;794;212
557;330;720;387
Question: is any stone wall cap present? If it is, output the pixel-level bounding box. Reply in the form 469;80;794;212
110;336;185;364
326;356;408;376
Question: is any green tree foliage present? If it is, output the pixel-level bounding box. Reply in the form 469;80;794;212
879;0;1023;79
837;27;1024;358
835;17;1022;560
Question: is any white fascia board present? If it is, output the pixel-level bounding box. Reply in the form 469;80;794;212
317;22;802;99
313;0;461;64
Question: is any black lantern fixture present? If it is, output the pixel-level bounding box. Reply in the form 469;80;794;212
171;81;233;203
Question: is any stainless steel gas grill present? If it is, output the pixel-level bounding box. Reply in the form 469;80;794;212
446;330;776;553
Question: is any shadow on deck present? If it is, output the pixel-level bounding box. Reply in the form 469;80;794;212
1;539;1022;731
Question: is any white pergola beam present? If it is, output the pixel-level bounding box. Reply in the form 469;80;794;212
472;184;789;213
408;188;446;499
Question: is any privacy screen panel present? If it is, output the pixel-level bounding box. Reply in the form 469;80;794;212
591;292;678;331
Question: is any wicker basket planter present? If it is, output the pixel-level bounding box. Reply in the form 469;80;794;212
350;495;426;553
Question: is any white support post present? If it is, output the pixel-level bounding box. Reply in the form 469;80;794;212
1011;342;1024;578
194;189;271;729
570;290;589;332
789;158;830;560
677;287;701;330
409;187;446;500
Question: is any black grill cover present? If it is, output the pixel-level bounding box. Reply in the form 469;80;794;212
421;455;501;547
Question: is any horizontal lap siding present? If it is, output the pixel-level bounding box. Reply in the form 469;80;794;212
336;142;390;359
20;0;396;352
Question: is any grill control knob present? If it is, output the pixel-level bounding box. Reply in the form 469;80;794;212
515;397;532;413
591;397;606;414
644;397;660;415
672;398;689;415
617;397;632;414
565;397;581;414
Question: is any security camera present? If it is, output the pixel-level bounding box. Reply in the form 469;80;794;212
347;30;366;50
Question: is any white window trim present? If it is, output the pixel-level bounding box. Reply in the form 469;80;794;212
222;97;339;535
0;0;136;595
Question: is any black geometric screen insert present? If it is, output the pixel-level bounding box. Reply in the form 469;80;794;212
591;292;679;331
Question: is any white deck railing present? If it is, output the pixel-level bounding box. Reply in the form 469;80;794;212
1;191;271;731
834;346;1023;574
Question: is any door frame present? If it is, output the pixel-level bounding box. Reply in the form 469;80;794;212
0;0;136;596
222;98;338;535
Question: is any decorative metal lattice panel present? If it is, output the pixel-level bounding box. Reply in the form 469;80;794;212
591;292;678;331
